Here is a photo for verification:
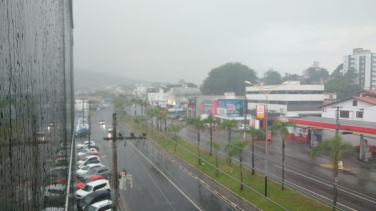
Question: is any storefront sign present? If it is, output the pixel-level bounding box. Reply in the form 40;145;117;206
256;105;265;119
217;100;244;117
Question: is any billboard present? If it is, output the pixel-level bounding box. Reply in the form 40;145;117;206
217;100;244;117
256;105;265;119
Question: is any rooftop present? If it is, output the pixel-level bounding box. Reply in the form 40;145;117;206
319;96;376;107
287;116;376;134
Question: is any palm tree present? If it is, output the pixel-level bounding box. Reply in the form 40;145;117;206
218;119;238;143
269;119;296;190
147;108;155;138
246;126;265;175
154;106;163;131
202;114;218;156
212;141;220;176
187;118;205;165
311;135;355;210
133;118;140;128
112;97;124;111
160;112;168;134
167;124;184;152
225;139;249;190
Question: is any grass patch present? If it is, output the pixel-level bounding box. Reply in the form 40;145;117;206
124;118;331;211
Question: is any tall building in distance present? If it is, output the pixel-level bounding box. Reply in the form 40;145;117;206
343;48;376;90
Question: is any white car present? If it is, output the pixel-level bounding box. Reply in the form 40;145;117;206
44;184;66;204
76;163;104;176
77;141;96;149
107;127;113;133
77;155;101;167
85;200;112;211
76;180;111;200
77;148;98;157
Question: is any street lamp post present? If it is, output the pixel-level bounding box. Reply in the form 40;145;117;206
244;80;288;197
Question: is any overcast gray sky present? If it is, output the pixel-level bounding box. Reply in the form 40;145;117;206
74;0;376;85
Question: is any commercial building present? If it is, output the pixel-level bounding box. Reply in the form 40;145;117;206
285;90;376;161
245;81;324;118
343;48;376;90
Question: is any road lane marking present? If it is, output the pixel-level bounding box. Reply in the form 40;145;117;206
129;142;204;211
146;141;243;211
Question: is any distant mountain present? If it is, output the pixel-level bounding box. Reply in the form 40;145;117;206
74;69;148;90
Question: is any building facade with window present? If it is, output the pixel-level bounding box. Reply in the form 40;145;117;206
343;48;376;90
245;81;324;117
319;90;376;123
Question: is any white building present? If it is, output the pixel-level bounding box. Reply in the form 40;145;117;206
320;90;376;123
343;48;376;90
245;81;324;117
147;87;166;106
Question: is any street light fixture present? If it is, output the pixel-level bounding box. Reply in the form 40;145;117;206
244;80;288;197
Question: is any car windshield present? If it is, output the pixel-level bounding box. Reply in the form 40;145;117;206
83;178;91;183
82;184;93;191
83;194;95;203
85;205;97;211
82;166;90;170
81;157;89;162
87;169;97;175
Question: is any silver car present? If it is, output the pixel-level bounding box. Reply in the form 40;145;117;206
80;167;111;181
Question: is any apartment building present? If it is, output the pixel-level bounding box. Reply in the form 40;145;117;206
343;48;376;90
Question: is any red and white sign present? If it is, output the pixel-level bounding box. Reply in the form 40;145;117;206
338;161;343;170
267;130;272;140
256;105;265;119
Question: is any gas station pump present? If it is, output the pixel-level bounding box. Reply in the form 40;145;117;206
362;140;372;162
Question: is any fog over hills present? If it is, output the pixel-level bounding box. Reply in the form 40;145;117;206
75;69;149;90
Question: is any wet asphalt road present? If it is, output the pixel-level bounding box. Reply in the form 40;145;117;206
76;107;236;211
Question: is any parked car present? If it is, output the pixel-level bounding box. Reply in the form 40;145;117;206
55;157;68;167
77;148;98;157
84;199;112;211
355;144;376;154
54;154;67;161
76;180;111;200
49;178;67;185
76;175;107;190
77;156;101;168
178;116;187;121
77;163;104;177
77;141;96;149
77;190;111;211
80;167;111;181
78;152;101;161
44;184;67;206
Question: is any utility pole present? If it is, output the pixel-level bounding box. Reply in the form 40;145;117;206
82;98;86;125
243;94;247;140
103;112;147;210
88;106;91;149
103;113;124;211
332;106;342;135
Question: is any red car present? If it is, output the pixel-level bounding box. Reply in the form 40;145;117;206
49;178;66;185
77;152;101;161
76;175;106;190
355;144;376;154
54;154;67;161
